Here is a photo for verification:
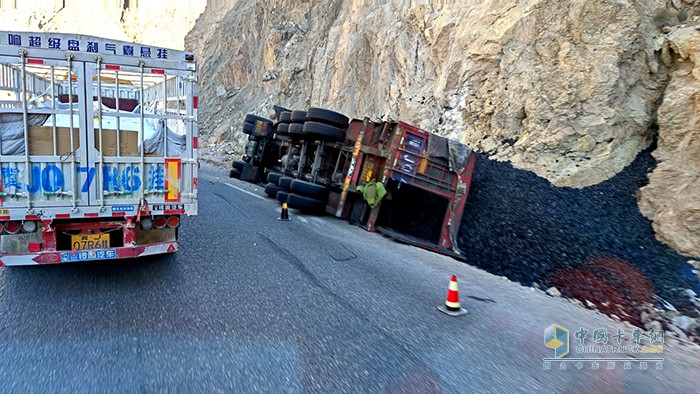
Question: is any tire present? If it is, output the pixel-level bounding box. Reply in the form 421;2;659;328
276;123;290;135
278;176;294;190
244;114;272;125
302;121;346;142
229;168;241;179
267;172;284;185
276;191;289;203
288;123;309;140
290;110;307;123
290;179;330;200
288;123;304;135
242;122;255;135
232;160;246;171
287;193;326;212
264;183;285;198
307;107;349;128
279;111;292;123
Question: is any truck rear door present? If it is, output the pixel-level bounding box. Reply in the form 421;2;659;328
0;46;91;213
81;55;198;213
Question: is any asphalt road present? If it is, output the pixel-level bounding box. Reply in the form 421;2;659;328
0;164;698;393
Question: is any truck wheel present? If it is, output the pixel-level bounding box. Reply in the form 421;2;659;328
307;107;349;128
276;123;290;135
288;123;305;138
302;121;346;142
287;193;326;212
278;176;294;190
276;191;289;203
229;168;241;179
264;183;285;198
267;172;284;185
290;110;308;123
242;122;256;135
278;111;292;123
232;160;246;171
290;179;330;200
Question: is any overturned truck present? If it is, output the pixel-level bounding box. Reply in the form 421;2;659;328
231;107;475;258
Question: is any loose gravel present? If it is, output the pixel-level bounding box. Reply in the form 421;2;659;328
457;147;700;318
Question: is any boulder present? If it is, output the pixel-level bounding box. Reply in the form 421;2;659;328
638;27;700;258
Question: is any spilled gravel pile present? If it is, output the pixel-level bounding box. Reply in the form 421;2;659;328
457;147;700;320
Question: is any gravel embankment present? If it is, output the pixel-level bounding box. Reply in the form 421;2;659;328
457;148;700;319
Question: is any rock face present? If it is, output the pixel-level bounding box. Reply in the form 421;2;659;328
638;26;700;258
187;0;695;186
187;0;700;257
0;2;205;49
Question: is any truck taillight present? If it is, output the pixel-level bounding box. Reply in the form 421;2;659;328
166;216;180;228
21;221;37;233
153;216;167;229
140;217;154;230
4;221;20;234
0;222;4;234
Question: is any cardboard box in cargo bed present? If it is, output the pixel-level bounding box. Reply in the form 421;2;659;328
28;126;139;156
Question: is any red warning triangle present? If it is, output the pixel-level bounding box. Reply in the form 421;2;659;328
167;244;176;253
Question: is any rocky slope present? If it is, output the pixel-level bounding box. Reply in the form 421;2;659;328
638;25;700;258
0;4;202;50
187;0;700;258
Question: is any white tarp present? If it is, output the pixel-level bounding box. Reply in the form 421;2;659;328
0;112;49;155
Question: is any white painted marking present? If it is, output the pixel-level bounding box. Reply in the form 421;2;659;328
0;254;40;266
225;183;266;201
297;216;309;224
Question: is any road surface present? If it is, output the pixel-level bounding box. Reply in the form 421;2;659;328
1;164;698;393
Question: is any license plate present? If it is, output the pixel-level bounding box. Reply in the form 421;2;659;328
71;233;110;251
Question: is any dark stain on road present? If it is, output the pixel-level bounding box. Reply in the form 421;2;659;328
466;295;496;303
327;244;357;262
212;191;250;218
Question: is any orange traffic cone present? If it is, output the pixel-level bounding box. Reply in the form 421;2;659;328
278;202;291;221
438;275;468;316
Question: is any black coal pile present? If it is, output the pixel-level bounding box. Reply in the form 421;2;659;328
457;148;700;319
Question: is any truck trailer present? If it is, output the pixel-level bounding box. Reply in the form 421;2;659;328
0;31;198;266
232;107;475;259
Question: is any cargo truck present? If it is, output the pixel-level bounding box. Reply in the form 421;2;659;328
234;107;475;259
0;31;198;266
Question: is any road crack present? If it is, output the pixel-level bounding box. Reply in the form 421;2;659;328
255;233;430;368
212;192;249;218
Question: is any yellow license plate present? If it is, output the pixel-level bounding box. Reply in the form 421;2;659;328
71;234;110;251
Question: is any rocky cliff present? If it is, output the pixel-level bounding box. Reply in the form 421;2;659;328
639;25;700;257
0;2;204;50
187;0;700;258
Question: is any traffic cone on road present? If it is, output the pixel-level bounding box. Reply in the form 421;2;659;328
278;202;291;221
437;275;468;316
